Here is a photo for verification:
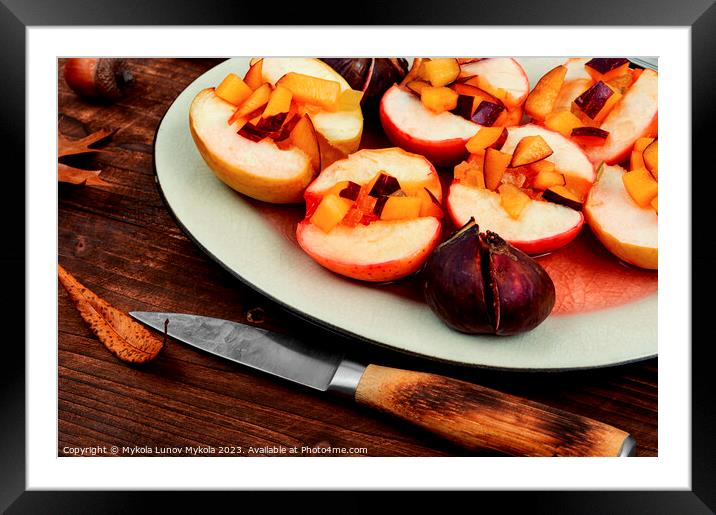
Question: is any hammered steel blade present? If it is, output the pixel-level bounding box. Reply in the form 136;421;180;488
130;312;344;391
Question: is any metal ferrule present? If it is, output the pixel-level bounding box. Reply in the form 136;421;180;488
326;359;366;398
618;434;637;457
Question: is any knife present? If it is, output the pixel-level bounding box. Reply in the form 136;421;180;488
130;311;636;457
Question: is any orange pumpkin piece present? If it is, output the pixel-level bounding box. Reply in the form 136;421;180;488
310;193;352;232
228;83;272;125
484;148;512;190
592;88;622;124
277;72;341;111
244;59;264;90
509;135;554;167
466;127;508;153
623;168;658;208
215;73;253;106
532;167;565;190
421;86;459;113
498;183;531;219
421;58;461;87
650;195;658;213
634;137;655;152
544;111;583;138
262;85;293;118
630;150;645;171
407;80;431;95
379;196;422;221
338;89;363;111
417;188;444;218
524;65;567;122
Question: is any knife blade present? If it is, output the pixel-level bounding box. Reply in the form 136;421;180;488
130;311;636;457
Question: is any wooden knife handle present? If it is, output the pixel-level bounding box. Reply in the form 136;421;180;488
354;365;634;457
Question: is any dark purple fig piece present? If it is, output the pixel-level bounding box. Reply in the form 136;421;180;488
451;94;475;120
422;218;555;336
422;219;494;334
482;231;555;335
369;173;401;197
574;81;614;119
471;101;505;127
585;58;629;75
339;181;361;201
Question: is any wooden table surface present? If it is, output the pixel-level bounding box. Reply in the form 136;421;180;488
57;58;657;458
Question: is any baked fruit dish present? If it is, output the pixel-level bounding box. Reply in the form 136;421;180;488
379;58;529;166
189;57;364;203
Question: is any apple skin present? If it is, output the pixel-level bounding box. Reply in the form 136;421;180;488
189;89;314;204
379;87;470;167
296;218;442;282
446;183;584;255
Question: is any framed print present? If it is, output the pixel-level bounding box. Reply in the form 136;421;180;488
4;0;714;511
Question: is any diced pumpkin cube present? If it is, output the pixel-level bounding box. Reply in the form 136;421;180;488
421;58;461;87
277;72;341;111
244;59;264;90
592;88;622;123
501;107;524;126
472;76;508;104
643;139;658;180
544;110;583;138
650;195;658;213
484;148;512;190
524;65;567;122
379;196;422;221
498;183;531;219
228;83;272;125
532;167;565;190
262;85;293;118
338;89;363;111
623;168;658;208
420;86;459;113
630;150;645;171
454;160;486;189
606;73;634;94
510;135;553;167
564;175;591;202
289;114;321;172
631;68;644;82
215;73;253;106
310;194;352;232
634;137;655;152
466;127;508;153
417;188;444;218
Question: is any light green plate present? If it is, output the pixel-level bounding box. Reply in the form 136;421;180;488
153;57;657;370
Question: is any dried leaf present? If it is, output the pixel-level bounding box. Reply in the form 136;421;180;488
58;265;163;363
58;163;111;187
58;128;114;157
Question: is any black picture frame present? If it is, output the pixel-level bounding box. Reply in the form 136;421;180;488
4;0;713;512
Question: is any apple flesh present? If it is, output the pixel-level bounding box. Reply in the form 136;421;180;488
459;58;530;108
584;164;657;269
447;183;583;255
298;148;443;282
190;89;314;203
583;69;658;165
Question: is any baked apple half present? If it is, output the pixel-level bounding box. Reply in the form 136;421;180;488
296;148;443;282
525;58;657;165
447;124;595;255
190;57;364;204
380;58;529;166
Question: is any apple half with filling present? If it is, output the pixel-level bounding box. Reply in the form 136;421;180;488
379;58;529;166
447;124;595;255
296;148;443;282
190;57;363;204
526;58;657;165
585;164;657;269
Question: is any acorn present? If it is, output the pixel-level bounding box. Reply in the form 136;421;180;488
64;58;134;101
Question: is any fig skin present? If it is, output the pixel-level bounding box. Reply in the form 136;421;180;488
422;218;555;336
422;221;494;334
320;58;409;113
483;231;556;335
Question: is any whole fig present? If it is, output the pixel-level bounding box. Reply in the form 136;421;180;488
320;58;409;114
422;218;555;335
